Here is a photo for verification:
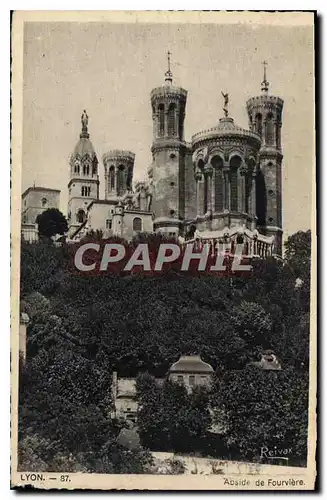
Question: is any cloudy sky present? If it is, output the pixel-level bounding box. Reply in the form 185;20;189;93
22;14;314;239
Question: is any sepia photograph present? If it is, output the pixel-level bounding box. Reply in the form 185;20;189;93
11;10;316;490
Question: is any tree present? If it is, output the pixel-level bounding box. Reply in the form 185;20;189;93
284;230;311;278
232;301;272;349
136;375;212;452
213;366;308;465
36;208;68;239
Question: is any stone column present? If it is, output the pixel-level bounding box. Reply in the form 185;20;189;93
223;165;230;211
195;170;202;217
204;164;213;214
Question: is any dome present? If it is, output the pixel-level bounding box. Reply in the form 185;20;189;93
169;355;214;374
71;110;97;161
192;117;261;148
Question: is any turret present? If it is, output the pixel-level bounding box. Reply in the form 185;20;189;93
246;62;284;256
103;150;135;200
150;52;188;236
112;200;124;237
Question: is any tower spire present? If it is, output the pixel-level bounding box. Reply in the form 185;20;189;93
164;51;173;84
261;60;269;93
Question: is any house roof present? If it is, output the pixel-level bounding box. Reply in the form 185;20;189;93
169;355;214;374
22;187;61;198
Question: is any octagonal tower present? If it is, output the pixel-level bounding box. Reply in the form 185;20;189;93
150;52;188;236
103;150;135;201
246;63;284;256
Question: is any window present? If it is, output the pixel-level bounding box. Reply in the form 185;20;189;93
214;167;223;212
133;217;142;232
230;156;241;212
117;165;125;196
106;219;112;229
77;209;86;223
41;198;47;207
158;103;165;137
81;186;91;197
177;375;184;383
203;175;208;213
23;215;26;223
109;166;115;191
83;164;90;176
189;375;195;386
74;162;80;174
255;113;263;137
167;103;176;136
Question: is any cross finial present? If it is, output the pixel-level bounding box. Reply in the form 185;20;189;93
164;50;173;84
261;60;269;93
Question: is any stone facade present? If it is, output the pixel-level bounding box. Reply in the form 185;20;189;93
21;187;61;242
64;58;283;255
111;355;214;423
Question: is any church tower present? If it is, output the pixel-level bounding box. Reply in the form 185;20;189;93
246;63;284;256
67;110;99;236
151;52;188;236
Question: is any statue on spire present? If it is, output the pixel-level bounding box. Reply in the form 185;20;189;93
164;50;173;84
261;60;269;93
221;91;229;117
81;109;89;132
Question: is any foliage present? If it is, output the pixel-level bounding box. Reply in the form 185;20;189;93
36;208;68;239
212;366;309;465
18;230;311;469
136;376;212;452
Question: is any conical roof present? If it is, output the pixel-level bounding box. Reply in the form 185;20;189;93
169;355;214;374
73;137;96;158
71;110;97;160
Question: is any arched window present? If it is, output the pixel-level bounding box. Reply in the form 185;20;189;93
83;163;90;176
158;103;165;137
255;113;263;137
203;174;208;213
179;104;185;139
109;165;115;191
92;159;97;175
117;165;125;196
133;217;142;232
74;162;80;174
266;113;274;145
77;209;86;223
41;197;47;207
211;156;224;212
230;156;241;212
167;103;176;136
256;169;267;225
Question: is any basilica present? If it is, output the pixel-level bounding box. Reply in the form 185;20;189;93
23;56;284;257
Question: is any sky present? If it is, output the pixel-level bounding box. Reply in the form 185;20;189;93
22;17;314;239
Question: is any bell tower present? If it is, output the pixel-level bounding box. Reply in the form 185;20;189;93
67;110;99;237
151;52;188;236
246;62;284;256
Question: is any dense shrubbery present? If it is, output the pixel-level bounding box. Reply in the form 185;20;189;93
18;230;311;469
